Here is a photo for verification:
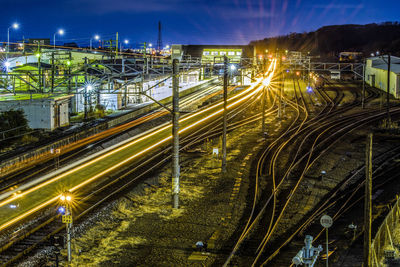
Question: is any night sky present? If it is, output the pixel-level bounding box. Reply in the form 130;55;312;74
0;0;398;47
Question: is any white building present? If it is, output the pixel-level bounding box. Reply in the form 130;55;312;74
365;55;400;98
0;95;72;130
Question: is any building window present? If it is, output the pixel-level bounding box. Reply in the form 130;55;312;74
236;51;242;56
211;51;218;56
228;51;235;56
203;51;210;56
220;51;227;55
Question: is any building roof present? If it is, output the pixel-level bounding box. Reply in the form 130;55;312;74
368;55;400;74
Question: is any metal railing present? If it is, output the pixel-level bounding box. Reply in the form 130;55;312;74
371;196;400;266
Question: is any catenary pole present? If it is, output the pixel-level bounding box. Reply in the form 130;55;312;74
386;54;391;123
222;55;228;172
172;59;180;208
364;133;373;267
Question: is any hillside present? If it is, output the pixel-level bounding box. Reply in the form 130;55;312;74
250;22;400;58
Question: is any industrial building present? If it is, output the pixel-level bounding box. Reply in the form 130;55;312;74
365;55;400;98
0;95;72;130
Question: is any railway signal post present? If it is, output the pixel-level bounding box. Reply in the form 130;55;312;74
320;214;333;267
60;191;73;263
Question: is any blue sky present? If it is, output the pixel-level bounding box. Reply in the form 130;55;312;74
0;0;398;46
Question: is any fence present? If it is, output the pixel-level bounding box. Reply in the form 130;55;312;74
371;196;400;266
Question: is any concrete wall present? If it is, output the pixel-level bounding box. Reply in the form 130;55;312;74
365;59;400;98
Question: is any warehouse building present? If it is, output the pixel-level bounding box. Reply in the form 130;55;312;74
365;55;400;98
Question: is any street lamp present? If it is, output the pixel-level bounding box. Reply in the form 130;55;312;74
90;34;100;50
7;23;19;57
59;191;73;263
53;29;64;49
120;39;129;51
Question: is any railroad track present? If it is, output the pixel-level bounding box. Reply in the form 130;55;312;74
0;71;276;266
222;73;391;266
0;82;224;193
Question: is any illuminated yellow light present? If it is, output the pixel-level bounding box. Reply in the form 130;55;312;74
60;195;65;201
66;195;72;202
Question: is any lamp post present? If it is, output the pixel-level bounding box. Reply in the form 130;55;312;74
120;39;129;51
53;29;64;49
7;23;19;58
90;34;100;51
59;191;73;263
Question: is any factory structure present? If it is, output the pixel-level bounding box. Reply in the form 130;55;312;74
365;55;400;98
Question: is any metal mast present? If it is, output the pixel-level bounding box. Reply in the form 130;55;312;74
157;21;163;52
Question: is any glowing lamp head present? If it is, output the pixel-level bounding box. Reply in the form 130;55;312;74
166;45;170;49
124;39;129;44
296;71;300;76
86;85;93;91
12;23;19;29
66;195;72;202
35;53;41;58
94;35;100;40
282;56;286;61
60;195;66;201
58;206;66;214
66;60;71;66
149;43;153;47
58;29;64;35
4;61;10;68
230;64;236;71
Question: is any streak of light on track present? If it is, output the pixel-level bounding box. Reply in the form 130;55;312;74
0;61;277;232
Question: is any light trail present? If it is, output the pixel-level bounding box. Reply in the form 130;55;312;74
0;62;276;231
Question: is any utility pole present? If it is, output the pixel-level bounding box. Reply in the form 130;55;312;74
278;60;282;119
116;32;119;57
386;54;391;124
261;86;266;135
364;133;373;267
362;58;365;109
51;52;55;93
222;55;228;173
172;59;180;209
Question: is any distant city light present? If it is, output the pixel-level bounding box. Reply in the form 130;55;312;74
165;45;170;49
306;85;313;92
376;51;380;55
296;71;300;76
9;204;17;209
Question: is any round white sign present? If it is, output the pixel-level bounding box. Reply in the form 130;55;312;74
320;215;333;228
